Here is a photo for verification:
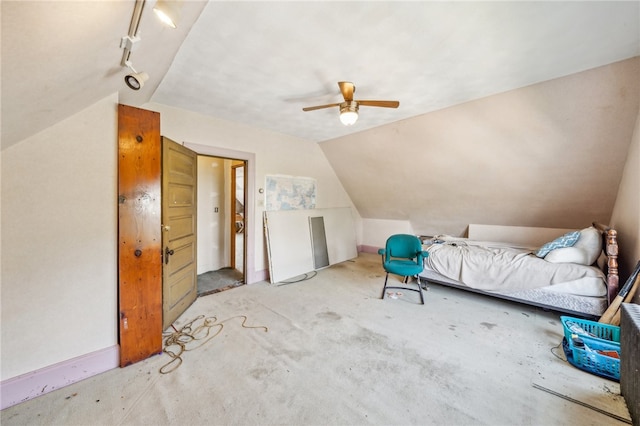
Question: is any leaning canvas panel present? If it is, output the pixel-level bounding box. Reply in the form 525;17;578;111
322;208;358;265
264;207;357;283
264;210;315;283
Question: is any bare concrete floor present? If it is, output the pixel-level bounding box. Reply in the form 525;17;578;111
1;253;631;425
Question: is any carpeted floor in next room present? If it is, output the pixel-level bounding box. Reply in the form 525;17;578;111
1;253;632;426
197;267;244;296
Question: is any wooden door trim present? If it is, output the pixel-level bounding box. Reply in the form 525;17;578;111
230;162;246;273
231;164;237;270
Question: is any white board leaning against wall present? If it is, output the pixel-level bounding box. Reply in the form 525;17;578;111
264;207;358;283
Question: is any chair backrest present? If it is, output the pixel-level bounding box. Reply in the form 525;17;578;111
385;234;422;260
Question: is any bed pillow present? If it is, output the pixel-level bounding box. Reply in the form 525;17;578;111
544;226;602;265
572;226;602;265
544;246;590;265
535;231;581;258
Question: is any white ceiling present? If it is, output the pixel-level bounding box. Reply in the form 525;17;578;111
2;1;639;149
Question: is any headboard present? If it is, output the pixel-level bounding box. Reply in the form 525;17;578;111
468;224;576;248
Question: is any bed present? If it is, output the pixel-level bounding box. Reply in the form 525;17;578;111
418;222;619;319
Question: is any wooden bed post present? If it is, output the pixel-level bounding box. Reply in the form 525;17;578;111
605;229;619;303
593;222;619;303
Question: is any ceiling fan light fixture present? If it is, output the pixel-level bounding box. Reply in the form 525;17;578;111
302;82;397;124
153;0;181;28
340;102;359;126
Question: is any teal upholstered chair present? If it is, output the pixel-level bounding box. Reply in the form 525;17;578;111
378;234;428;304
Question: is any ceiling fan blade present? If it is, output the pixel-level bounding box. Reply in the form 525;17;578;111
302;102;341;112
356;100;400;108
338;82;355;101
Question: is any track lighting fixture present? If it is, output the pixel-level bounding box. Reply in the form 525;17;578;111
120;0;148;90
124;61;149;90
119;0;181;90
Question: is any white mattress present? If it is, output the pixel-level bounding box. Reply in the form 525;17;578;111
418;268;607;317
421;236;607;297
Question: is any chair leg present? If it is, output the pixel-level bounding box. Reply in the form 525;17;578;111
381;273;390;299
416;275;425;305
382;274;424;304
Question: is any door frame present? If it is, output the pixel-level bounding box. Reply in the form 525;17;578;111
230;162;246;273
184;142;258;284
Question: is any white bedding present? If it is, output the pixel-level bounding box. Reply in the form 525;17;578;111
423;236;607;297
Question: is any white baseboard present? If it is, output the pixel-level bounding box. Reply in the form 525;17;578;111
249;268;269;284
0;345;119;410
359;245;380;254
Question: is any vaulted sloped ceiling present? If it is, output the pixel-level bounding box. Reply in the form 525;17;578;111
2;1;638;149
321;58;640;236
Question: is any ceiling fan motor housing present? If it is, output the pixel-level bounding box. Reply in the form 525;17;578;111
339;101;359;126
340;100;359;114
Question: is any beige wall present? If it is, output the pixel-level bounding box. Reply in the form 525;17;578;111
610;108;640;303
1;94;119;380
361;219;415;249
321;58;640;239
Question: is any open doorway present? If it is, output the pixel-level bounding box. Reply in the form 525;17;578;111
196;155;246;296
183;141;257;286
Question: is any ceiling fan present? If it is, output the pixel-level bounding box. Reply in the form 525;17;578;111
302;82;399;126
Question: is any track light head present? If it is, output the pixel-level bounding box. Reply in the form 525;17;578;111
123;61;149;90
124;71;149;90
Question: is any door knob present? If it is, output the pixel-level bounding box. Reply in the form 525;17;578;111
164;247;174;264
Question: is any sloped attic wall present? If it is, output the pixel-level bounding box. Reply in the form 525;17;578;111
610;106;640;294
321;58;640;238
